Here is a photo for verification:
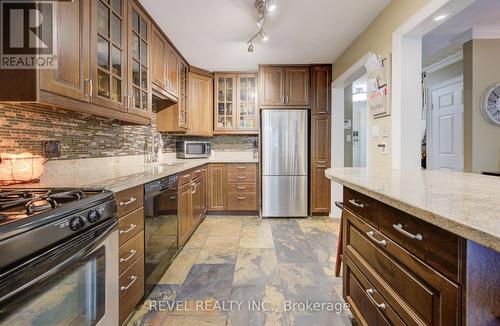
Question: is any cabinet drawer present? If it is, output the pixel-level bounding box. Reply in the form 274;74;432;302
379;203;460;281
344;188;378;228
228;164;257;173
228;171;256;183
119;254;144;325
344;257;404;326
228;194;257;211
119;207;144;246
119;230;144;275
178;171;192;186
345;210;460;325
191;167;204;179
227;183;257;194
116;185;144;217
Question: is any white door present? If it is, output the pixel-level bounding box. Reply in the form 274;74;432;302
430;81;463;171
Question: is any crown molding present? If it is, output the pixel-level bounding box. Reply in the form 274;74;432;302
473;26;500;39
423;51;463;74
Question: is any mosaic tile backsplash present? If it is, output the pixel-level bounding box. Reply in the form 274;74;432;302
0;103;257;160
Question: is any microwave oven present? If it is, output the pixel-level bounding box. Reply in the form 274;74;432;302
176;141;211;158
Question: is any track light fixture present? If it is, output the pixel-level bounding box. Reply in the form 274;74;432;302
247;0;275;52
248;43;254;53
256;16;265;28
261;31;268;42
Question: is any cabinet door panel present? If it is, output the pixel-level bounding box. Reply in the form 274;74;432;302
311;115;330;164
207;164;227;211
188;71;213;136
91;0;127;111
285;67;309;106
312;66;331;114
151;28;166;90
166;46;180;98
259;66;284;107
178;183;192;246
40;0;89;102
311;165;330;213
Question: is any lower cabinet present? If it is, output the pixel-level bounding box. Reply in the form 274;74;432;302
343;187;462;326
178;165;208;247
207;163;259;212
115;186;145;325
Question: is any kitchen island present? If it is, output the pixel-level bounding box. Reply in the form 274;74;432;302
326;167;500;326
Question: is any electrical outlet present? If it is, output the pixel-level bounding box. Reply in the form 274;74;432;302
42;141;62;158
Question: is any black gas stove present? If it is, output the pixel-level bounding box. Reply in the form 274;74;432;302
0;188;117;271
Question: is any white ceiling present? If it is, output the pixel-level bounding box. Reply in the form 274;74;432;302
140;0;390;71
422;0;500;67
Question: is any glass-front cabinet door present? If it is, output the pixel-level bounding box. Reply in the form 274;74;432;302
127;2;152;118
214;73;258;134
93;0;127;111
237;74;257;130
215;74;236;131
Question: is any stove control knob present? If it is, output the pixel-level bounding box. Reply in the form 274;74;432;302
87;209;102;223
69;216;85;231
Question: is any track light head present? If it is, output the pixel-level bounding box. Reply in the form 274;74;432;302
261;31;269;42
248;43;254;53
256;16;265;28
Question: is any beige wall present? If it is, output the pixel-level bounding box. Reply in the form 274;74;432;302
332;0;430;168
463;39;500;173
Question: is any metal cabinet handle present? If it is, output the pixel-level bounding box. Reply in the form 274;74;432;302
194;169;202;173
191;182;197;194
119;197;136;206
88;79;93;97
393;223;423;240
317;160;326;164
348;199;365;208
237;166;246;170
237;196;246;200
120;275;138;291
84;79;92;98
366;231;387;247
120;224;137;234
366;288;386;310
182;174;190;178
286;95;289;104
237;186;246;190
120;249;137;263
237;176;246;180
282;95;285;104
169;196;176;200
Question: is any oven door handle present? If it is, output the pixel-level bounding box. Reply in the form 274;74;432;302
0;219;118;306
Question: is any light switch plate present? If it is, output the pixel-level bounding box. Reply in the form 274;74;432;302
42;141;62;158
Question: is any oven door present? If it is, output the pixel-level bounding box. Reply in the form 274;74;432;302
0;219;118;326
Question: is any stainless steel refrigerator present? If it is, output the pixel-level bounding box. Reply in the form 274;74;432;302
261;110;308;217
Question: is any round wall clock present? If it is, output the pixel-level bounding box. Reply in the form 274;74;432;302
481;83;500;126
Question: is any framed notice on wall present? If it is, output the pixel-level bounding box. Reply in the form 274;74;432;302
365;53;391;119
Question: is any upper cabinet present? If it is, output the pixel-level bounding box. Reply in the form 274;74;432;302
259;65;310;108
151;26;180;101
127;2;152;118
92;0;128;111
311;65;331;115
214;73;258;134
188;69;213;137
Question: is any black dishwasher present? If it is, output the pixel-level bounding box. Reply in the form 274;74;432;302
144;174;179;296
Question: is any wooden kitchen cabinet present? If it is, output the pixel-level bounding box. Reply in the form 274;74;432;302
40;0;89;102
91;0;128;112
207;164;227;211
126;2;152;118
188;69;213;136
151;26;167;92
178;181;192;246
310;65;331;215
214;73;258;134
166;46;180;97
259;65;310;107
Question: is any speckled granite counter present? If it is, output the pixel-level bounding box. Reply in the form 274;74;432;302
4;152;258;193
325;167;500;252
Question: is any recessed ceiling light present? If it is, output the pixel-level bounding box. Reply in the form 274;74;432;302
433;14;448;21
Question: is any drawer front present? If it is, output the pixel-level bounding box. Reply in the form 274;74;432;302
119;207;144;246
228;194;257;211
119;230;144;275
228;163;257;173
119;254;144;325
116;185;144;217
178;171;192;186
228;171;257;183
191;167;204;179
345;210;459;325
345;257;404;326
379;203;460;282
344;188;378;228
227;183;257;194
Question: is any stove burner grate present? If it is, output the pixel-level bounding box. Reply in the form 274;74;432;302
25;198;58;215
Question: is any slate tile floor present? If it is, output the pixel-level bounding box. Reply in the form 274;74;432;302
129;216;354;326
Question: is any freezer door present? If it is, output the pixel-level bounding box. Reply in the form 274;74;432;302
262;176;308;217
261;110;308;176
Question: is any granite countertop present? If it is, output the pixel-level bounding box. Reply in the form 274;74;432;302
325;167;500;252
4;153;258;193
